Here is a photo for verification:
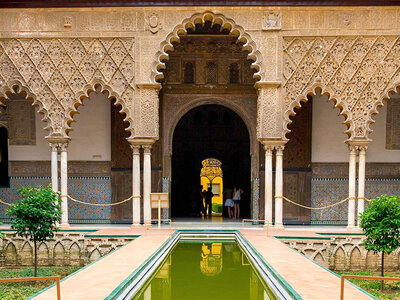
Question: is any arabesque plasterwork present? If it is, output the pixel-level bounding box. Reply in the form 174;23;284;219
0;8;399;142
283;36;400;141
0;38;136;138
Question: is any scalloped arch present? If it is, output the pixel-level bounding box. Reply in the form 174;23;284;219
0;80;52;134
283;84;353;140
66;79;134;137
152;11;264;83
370;80;400;138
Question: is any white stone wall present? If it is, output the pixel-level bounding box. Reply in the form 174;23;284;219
312;94;400;163
8;92;111;161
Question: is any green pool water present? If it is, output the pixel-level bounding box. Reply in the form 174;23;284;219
132;241;276;300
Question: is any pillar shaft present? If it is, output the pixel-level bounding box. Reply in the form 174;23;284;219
347;145;357;229
131;145;141;226
50;144;58;192
274;145;284;228
264;145;273;226
60;144;69;227
357;145;367;225
143;145;152;225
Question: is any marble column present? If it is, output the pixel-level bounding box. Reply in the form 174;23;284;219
60;142;69;228
347;143;357;229
274;144;285;229
357;144;368;226
263;144;273;227
50;143;59;192
131;144;141;226
143;144;152;226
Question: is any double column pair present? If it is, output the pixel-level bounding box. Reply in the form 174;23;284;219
347;141;369;229
48;139;70;229
263;142;286;229
130;142;153;227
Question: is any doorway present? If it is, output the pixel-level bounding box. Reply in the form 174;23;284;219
171;104;251;219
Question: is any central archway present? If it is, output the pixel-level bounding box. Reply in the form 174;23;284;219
171;104;251;218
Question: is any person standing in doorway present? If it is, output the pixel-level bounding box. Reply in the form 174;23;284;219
204;186;214;215
224;187;234;218
233;186;243;219
198;185;206;215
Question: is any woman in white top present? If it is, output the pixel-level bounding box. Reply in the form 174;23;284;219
232;186;243;219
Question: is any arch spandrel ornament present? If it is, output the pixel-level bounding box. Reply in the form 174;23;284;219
0;38;136;138
152;11;265;83
283;36;400;140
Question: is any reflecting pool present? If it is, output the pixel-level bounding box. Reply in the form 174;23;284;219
132;241;276;300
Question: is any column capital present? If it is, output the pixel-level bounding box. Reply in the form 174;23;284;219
130;144;140;154
275;144;285;154
346;140;370;152
47;137;69;152
260;140;287;152
143;144;152;154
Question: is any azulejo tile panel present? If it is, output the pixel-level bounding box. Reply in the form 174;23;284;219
0;177;111;222
311;178;400;223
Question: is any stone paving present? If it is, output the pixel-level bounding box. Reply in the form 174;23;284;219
28;226;372;300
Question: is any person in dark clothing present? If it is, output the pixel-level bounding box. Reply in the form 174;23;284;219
198;185;206;216
204;186;214;215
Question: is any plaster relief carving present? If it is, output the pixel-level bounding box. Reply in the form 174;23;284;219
64;16;73;29
283;36;400;141
262;11;281;30
152;11;264;82
0;38;136;138
146;13;162;34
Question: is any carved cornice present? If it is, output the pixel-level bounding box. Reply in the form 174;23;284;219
254;81;281;88
136;83;162;90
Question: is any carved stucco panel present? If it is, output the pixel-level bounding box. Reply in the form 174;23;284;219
0;38;136;138
134;86;160;139
257;86;282;139
152;11;265;83
283;36;400;141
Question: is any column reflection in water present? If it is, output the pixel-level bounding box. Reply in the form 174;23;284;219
132;241;276;300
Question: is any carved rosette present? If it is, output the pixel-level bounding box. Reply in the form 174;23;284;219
256;82;282;140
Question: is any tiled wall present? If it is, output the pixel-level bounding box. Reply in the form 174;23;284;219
311;178;400;224
0;176;112;223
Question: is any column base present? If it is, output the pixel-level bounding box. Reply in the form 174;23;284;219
273;224;285;230
346;225;360;232
130;223;142;229
263;223;273;229
143;223;152;229
58;223;70;230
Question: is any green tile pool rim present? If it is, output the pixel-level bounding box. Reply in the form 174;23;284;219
106;230;302;300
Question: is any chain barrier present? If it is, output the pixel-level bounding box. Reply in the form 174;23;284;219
0;195;372;209
61;195;139;207
0;199;10;206
277;196;354;210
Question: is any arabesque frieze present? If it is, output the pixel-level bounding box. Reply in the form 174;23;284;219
284;36;400;141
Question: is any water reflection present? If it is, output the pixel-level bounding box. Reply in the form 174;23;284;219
200;243;222;276
133;242;276;300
